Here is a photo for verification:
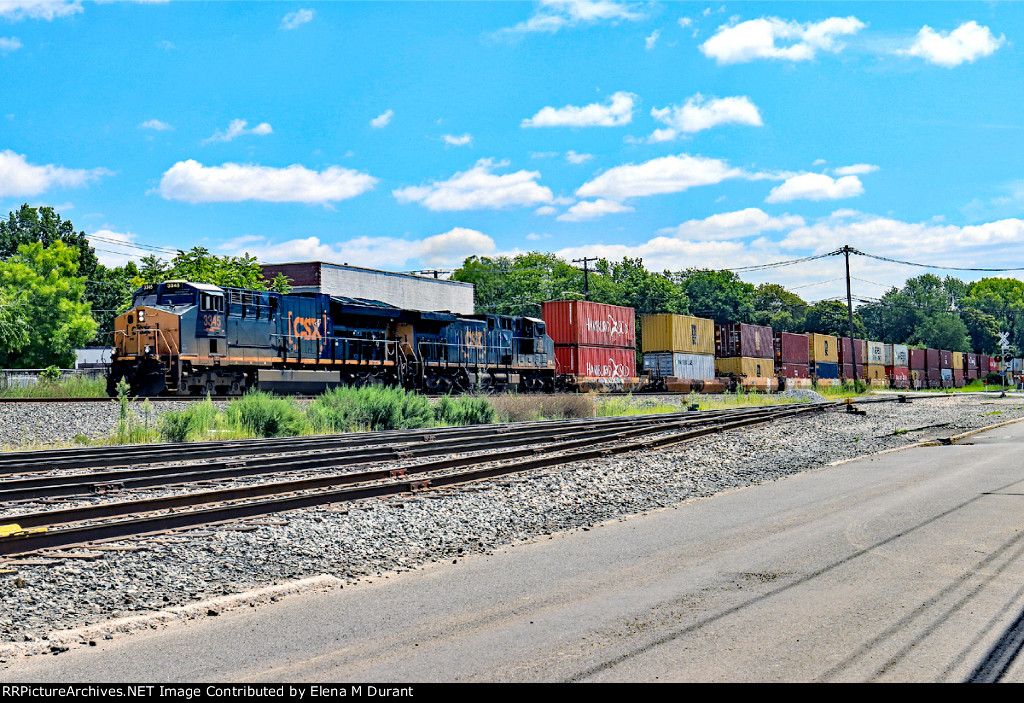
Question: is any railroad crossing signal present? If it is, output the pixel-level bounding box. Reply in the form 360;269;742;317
999;332;1011;351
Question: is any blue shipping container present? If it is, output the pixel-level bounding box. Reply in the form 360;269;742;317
812;361;839;379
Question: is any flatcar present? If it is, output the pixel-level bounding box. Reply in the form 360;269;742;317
108;280;556;396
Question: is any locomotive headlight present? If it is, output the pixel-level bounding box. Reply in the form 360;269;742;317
144;345;152;354
138;310;146;323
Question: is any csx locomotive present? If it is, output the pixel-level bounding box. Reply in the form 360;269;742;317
108;280;556;396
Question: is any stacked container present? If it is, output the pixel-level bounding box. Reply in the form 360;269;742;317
807;333;839;382
910;348;926;390
952;352;964;387
885;343;910;389
925;348;940;388
838;337;866;381
640;314;716;381
775;332;810;380
966;353;978;380
542;300;636;379
939;349;953;388
715;323;775;380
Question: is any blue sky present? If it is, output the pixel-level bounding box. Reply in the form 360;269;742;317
2;1;1024;303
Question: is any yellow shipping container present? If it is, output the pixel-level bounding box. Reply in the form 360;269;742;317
952;351;964;369
641;314;715;355
808;333;838;363
866;364;886;381
715;356;775;378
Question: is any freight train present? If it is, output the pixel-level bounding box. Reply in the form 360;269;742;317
107;281;556;396
107;280;1006;397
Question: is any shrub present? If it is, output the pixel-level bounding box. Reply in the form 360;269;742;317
224;390;310;438
489;393;593;423
160;395;223;442
434;394;495;426
307;385;434;433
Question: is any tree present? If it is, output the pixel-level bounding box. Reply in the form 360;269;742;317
452;252;583;317
751;283;806;332
0;204;99;280
0;241;96;368
964;277;1024;352
134;247;291;293
803;300;865;338
673;269;754;324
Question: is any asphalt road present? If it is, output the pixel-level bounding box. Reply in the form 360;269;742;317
7;420;1024;682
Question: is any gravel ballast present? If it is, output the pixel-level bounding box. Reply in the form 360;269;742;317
0;393;1022;659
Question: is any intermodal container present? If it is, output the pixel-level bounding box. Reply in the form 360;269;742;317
940;350;952;369
952;352;964;370
807;333;838;363
812;361;839;379
779;363;810;379
641;352;715;380
967;353;978;371
838;337;866;366
981;355;991;373
909;348;926;370
640;314;714;355
774;332;810;364
867;341;885;365
715;356;774;378
866;364;886;381
941;368;953;384
542;300;635;349
715;324;774;359
953;369;964;387
927;367;941;384
926;349;940;370
888;366;910;388
554;345;636;378
885;344;909;367
989;356;999;372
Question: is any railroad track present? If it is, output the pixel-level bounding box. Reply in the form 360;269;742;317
0;396;931;557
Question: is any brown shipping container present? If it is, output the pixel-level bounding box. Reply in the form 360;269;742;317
542;300;635;349
926;348;940;369
967;353;978;371
807;333;838;363
838;338;866;365
910;348;926;370
715;357;775;378
774;332;810;364
715;323;774;359
940;350;952;369
779;363;810;379
640;314;715;355
954;369;964;387
554;345;636;378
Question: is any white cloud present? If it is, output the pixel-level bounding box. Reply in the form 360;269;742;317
555;237;752;274
700;16;866;65
203;119;273;144
833;163;878;176
139;118;172;131
766;173;864;203
534;205;557;216
219;228;495;270
576;153;762;200
526;232;551;240
0;150;111;197
658;208;804;240
522;91;636;128
88;228;142;268
645;28;660;49
157;160;378;205
370;109;393;129
565;150;593;164
0;36;21;53
901;21;1005;67
648;94;763;141
557;199;635;222
393;158;553;211
495;0;644;38
678;17;693;29
442;133;473;147
281;8;314;30
0;1;82;21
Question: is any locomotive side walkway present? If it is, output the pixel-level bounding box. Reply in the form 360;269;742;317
7;417;1024;681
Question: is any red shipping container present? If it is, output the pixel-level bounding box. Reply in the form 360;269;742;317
838;337;866;365
939;350;952;369
989;356;999;372
909;348;926;370
953;369;964;387
554;345;636;378
967;353;978;371
715;323;773;359
980;355;990;373
542;300;635;348
779;363;810;379
925;348;940;369
888;366;910;387
967;367;978;380
774;332;810;364
927;368;940;382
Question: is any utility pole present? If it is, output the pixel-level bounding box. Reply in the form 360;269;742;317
572;257;599;301
843;245;858;384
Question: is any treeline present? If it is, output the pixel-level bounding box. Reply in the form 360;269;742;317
0;204;288;368
452;253;1014;355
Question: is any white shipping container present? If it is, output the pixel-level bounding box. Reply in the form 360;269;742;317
885;344;910;367
867;341;885;365
642;352;716;380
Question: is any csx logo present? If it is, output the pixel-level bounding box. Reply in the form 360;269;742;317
464;330;484;349
292;316;323;340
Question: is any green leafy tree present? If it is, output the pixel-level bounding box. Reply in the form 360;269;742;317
960;307;1001;354
803;299;866;338
134;247;291;293
751;283;806;332
673;269;755;324
0;241;96;368
964;277;1024;352
452;252;582;316
911;313;970;352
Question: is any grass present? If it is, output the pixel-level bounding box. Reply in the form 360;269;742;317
0;375;106;398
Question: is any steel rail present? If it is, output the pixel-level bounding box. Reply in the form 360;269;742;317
0;405;825;555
